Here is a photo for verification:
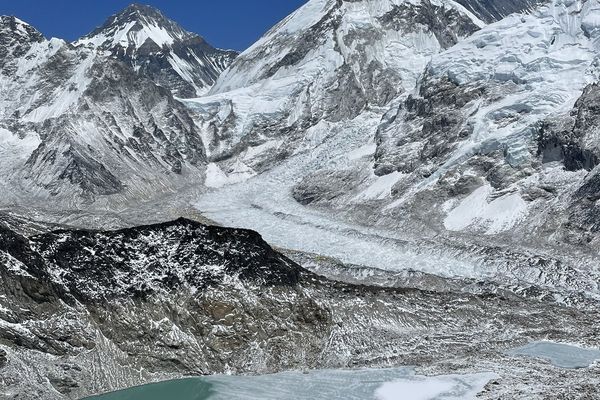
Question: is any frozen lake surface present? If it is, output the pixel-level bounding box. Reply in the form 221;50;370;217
84;368;496;400
509;341;600;369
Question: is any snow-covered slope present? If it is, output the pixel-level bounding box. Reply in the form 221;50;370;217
185;0;485;182
76;4;238;97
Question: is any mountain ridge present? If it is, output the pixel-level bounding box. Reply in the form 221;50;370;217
0;4;223;207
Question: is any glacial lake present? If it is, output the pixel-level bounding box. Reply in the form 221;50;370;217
509;341;600;369
83;368;497;400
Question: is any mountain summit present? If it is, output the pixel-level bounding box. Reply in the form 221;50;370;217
76;3;238;97
0;16;45;71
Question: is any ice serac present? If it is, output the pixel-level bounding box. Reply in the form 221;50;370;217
76;3;238;97
363;0;600;247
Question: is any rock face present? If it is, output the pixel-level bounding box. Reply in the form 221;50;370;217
539;83;600;173
76;4;238;98
539;83;600;242
1;218;599;400
32;219;302;299
453;0;546;23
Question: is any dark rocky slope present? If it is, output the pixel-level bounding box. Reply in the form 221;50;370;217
0;218;598;399
454;0;547;23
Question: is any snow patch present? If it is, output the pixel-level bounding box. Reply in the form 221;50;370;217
78;20;179;50
353;171;403;201
347;143;376;160
375;372;497;400
444;185;529;234
0;129;41;178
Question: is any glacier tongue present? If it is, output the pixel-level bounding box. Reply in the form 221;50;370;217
188;0;600;297
193;112;489;280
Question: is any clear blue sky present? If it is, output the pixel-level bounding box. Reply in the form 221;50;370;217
0;0;308;51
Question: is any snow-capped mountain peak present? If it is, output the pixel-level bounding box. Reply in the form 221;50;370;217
76;3;238;97
0;16;45;69
0;15;44;41
0;12;211;205
78;3;190;51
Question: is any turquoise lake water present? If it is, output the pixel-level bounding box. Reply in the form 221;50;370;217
83;368;496;400
84;378;214;400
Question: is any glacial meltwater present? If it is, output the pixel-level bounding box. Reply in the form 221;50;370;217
83;368;497;400
509;341;600;369
83;378;213;400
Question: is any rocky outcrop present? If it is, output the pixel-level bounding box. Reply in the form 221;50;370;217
538;83;600;172
293;169;367;205
0;16;44;73
378;0;480;49
454;0;547;23
374;74;485;176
